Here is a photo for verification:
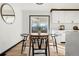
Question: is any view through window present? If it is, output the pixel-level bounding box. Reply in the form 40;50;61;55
30;15;49;33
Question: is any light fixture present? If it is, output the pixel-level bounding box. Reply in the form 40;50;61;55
36;3;44;5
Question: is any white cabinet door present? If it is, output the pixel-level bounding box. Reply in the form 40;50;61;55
66;31;79;56
52;30;65;43
56;31;65;43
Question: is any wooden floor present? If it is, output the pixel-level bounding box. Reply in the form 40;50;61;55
5;39;65;56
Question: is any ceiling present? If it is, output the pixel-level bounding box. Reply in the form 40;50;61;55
13;3;79;12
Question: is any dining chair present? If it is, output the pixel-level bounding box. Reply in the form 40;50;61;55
51;34;58;53
29;34;50;56
21;33;29;54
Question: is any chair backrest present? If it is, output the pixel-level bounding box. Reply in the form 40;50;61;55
30;35;49;49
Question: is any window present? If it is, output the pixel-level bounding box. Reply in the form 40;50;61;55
29;15;50;33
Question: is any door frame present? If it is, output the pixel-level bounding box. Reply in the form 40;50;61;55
29;15;50;34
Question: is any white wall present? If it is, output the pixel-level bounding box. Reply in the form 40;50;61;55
22;10;50;34
0;3;22;54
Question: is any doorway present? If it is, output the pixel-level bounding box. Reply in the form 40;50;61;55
29;15;50;33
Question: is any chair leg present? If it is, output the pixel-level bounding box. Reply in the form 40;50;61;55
47;39;50;56
45;39;47;56
23;41;27;52
21;40;25;54
29;39;31;56
52;37;55;46
32;48;34;56
54;37;58;53
45;49;47;56
32;39;34;56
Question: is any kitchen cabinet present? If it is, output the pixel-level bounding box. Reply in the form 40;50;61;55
50;11;79;31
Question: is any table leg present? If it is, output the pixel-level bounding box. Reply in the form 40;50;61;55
45;39;47;56
47;38;50;56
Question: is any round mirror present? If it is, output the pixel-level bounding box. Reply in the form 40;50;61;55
1;3;15;24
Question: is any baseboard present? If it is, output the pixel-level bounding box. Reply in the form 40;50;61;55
0;40;23;56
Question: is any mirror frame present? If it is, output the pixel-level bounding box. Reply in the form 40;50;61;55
1;3;15;24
